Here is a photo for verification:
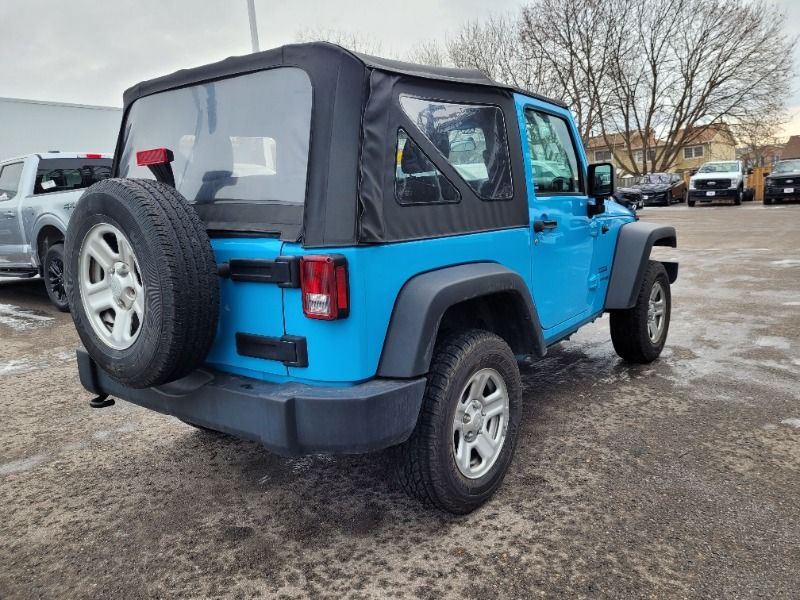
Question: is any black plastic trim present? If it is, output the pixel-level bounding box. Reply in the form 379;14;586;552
236;332;309;367
377;262;545;378
605;222;678;310
76;349;426;456
218;256;300;287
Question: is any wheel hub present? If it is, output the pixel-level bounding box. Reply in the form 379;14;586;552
452;368;510;479
109;262;137;311
461;400;485;441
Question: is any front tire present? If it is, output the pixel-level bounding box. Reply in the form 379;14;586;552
394;330;522;514
734;187;742;205
610;261;671;363
43;243;70;312
688;199;696;207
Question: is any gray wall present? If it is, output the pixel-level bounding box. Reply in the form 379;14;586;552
0;97;121;162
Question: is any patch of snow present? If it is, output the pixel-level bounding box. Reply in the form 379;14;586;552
780;418;800;429
769;258;800;267
0;303;53;331
0;453;49;476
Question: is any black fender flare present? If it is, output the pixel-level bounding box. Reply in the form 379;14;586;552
605;222;678;310
376;262;545;379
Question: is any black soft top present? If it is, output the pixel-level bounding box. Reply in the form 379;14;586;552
117;43;554;246
122;42;564;110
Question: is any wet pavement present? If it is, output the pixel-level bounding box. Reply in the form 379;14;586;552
1;203;798;599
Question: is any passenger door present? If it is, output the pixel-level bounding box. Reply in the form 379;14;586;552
520;105;595;330
0;161;28;267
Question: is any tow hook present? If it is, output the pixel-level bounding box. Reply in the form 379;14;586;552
89;393;115;409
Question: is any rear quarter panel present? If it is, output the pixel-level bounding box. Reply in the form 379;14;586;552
281;228;531;384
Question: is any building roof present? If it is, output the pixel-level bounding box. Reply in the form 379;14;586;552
585;131;659;150
0;96;120;112
781;135;800;159
587;123;735;151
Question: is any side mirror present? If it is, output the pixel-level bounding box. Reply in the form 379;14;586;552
587;163;613;217
588;163;614;198
747;168;754;175
762;172;770;178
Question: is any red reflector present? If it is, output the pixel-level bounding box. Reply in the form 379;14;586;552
84;153;103;159
136;147;173;166
300;255;349;320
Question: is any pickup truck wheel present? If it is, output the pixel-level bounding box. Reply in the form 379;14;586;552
65;178;219;389
688;199;695;207
610;260;671;363
394;329;521;514
733;187;743;205
43;243;70;312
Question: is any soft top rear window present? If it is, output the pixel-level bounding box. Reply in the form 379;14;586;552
118;67;312;210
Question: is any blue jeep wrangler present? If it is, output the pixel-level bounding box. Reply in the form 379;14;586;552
64;43;677;513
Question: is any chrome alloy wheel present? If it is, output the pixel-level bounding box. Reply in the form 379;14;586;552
452;368;510;479
647;281;666;343
78;223;145;350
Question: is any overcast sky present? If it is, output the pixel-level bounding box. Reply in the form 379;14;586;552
1;0;798;135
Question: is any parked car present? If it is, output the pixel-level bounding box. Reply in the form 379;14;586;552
66;43;678;514
688;160;749;206
0;152;112;310
613;186;643;211
763;159;800;205
631;172;685;206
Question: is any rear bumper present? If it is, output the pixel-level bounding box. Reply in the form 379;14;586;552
76;349;426;456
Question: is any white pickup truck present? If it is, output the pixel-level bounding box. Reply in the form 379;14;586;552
0;152;112;310
687;160;752;207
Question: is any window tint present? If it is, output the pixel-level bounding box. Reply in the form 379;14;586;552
0;162;24;201
524;110;582;194
399;95;513;200
34;158;112;195
395;129;460;205
119;67;312;206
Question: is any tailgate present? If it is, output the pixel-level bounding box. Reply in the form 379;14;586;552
204;237;288;378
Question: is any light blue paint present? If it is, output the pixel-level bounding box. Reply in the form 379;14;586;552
203;93;634;387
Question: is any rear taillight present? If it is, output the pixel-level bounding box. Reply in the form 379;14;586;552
84;153;104;159
300;255;349;320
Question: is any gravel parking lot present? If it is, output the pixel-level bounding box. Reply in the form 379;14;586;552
1;203;798;599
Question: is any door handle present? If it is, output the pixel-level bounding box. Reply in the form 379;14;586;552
533;219;558;233
3;211;15;219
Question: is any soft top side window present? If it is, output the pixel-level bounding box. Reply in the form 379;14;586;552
399;95;513;201
395;128;460;205
523;109;583;195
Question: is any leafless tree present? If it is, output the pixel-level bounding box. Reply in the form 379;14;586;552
733;107;789;168
410;0;795;176
295;28;385;55
407;40;447;67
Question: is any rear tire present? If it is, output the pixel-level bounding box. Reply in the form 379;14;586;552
394;329;522;514
43;243;70;312
764;197;773;205
65;178;219;388
610;261;671;363
688;199;695;207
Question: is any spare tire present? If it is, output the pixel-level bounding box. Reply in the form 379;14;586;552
65;178;219;388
